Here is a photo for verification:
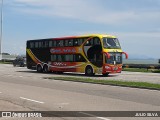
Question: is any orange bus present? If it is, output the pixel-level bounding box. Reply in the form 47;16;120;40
26;34;128;76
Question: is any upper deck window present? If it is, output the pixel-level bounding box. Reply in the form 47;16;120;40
103;37;121;49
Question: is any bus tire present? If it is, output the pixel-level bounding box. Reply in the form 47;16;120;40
37;64;43;73
43;64;49;73
85;66;94;76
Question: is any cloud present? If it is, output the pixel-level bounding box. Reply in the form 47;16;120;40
6;0;160;26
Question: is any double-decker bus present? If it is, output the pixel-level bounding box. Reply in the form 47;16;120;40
26;34;128;76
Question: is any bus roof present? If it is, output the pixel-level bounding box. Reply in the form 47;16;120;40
27;34;117;41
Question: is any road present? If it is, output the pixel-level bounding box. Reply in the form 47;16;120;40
0;64;160;120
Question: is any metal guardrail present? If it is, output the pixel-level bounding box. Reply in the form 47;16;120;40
123;64;160;70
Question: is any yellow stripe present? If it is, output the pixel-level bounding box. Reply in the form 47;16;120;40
26;49;40;64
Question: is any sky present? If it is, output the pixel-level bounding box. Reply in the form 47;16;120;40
1;0;160;59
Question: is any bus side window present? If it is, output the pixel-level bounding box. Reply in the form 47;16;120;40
51;55;57;62
74;39;78;46
57;55;62;62
90;38;94;46
49;41;52;47
57;40;63;47
39;42;42;48
41;42;44;48
65;40;69;46
94;37;100;45
65;55;73;62
35;42;39;48
53;41;56;47
78;38;85;46
45;41;49;48
84;41;91;46
60;40;64;47
30;42;35;48
68;39;73;46
75;54;86;62
69;55;74;62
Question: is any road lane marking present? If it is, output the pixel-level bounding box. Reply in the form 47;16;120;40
0;92;2;94
97;117;111;120
79;112;111;120
19;76;23;77
20;97;44;104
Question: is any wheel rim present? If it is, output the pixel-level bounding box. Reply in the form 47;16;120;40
37;65;42;72
86;66;93;76
44;66;48;72
87;69;92;74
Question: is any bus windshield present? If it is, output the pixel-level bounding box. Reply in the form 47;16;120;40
103;37;121;49
106;53;122;64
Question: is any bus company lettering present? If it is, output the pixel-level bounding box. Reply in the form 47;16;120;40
50;48;76;54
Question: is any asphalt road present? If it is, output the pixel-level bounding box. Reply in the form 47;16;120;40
0;64;160;120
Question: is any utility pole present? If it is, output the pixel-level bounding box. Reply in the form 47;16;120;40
0;0;3;60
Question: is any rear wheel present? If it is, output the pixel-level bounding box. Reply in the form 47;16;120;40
43;65;49;73
37;64;43;73
85;66;94;76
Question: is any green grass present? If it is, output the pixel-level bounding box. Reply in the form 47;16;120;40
123;68;160;73
152;70;160;73
45;77;160;90
0;61;12;64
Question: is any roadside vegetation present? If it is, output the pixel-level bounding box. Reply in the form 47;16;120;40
0;61;12;64
123;68;160;73
45;77;160;90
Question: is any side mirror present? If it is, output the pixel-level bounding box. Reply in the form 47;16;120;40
102;52;110;59
122;52;128;59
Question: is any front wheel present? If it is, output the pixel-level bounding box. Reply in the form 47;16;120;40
85;66;95;76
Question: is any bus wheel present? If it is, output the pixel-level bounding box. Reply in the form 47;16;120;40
103;73;109;76
43;65;49;73
85;66;94;76
37;64;43;73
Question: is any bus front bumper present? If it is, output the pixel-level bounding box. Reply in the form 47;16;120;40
103;64;122;74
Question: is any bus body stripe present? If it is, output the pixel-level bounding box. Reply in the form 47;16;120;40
26;49;40;64
49;63;85;69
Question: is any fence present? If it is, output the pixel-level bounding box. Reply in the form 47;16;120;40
123;64;160;70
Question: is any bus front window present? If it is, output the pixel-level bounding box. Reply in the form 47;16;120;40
103;37;121;49
106;53;122;64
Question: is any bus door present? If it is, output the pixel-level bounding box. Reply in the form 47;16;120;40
83;37;103;67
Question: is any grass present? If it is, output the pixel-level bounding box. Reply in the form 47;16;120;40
0;61;12;64
45;77;160;90
152;70;160;73
123;68;160;73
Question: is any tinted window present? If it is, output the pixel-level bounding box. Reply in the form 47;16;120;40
51;54;86;62
30;42;35;48
49;41;53;47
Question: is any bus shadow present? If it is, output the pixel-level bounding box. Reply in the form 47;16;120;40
17;70;118;78
61;73;118;78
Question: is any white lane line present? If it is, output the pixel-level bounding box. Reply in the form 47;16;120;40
0;92;2;94
20;97;44;104
97;117;111;120
79;112;111;120
19;76;23;78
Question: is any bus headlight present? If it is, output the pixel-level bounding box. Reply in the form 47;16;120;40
105;66;110;69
